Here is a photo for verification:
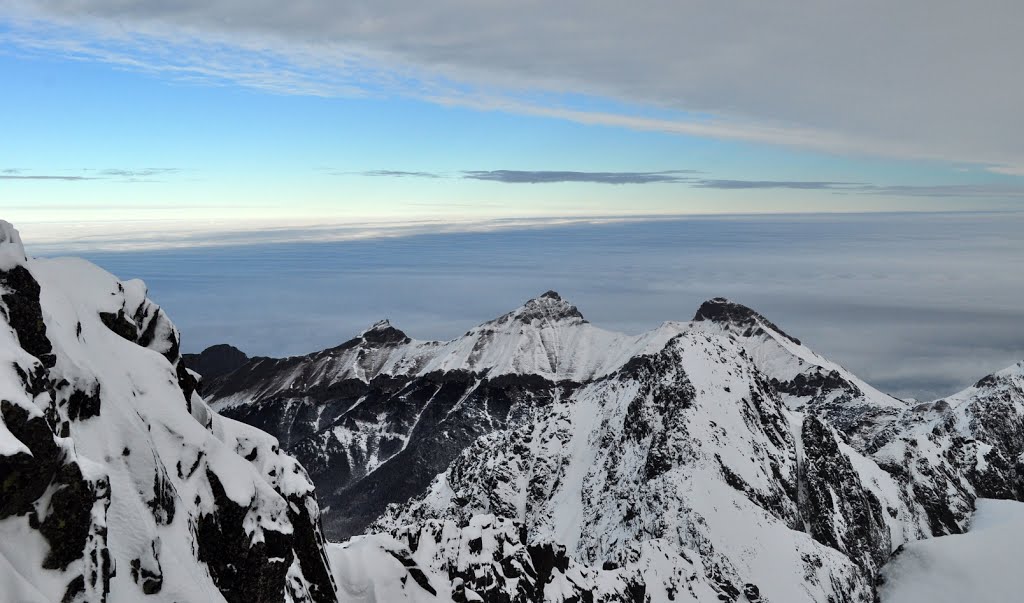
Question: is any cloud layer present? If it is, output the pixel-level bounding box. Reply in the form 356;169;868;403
74;212;1024;401
461;170;697;184
1;167;180;182
337;168;1024;199
7;0;1024;172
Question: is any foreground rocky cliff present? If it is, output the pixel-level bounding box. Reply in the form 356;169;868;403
206;291;1024;602
0;221;337;603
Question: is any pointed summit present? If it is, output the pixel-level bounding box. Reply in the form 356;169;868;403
502;290;586;326
693;297;800;345
359;319;410;345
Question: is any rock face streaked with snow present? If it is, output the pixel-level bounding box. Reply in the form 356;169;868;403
0;222;336;603
204;291;687;539
205;283;1024;601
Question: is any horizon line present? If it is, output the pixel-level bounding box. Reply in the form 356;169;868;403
17;208;1023;255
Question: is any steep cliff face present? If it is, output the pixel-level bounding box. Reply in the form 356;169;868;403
0;222;336;603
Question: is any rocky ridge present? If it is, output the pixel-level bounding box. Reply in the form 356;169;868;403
0;222;337;603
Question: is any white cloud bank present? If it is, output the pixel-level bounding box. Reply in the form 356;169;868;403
879;499;1024;603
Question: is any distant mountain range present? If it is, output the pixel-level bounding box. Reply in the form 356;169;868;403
4;219;1024;602
195;289;1024;601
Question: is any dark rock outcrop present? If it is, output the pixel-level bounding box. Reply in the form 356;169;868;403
0;264;56;367
182;343;250;382
693;297;801;345
801;416;890;577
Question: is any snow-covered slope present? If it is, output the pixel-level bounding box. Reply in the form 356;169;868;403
351;346;1024;602
325;301;1024;601
329;514;716;603
0;222;336;603
691;297;908;452
373;332;891;602
870;360;1024;535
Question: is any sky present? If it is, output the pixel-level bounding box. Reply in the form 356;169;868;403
2;2;1023;397
4;0;1024;247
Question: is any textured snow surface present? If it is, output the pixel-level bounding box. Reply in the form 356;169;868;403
878;499;1024;603
330;514;723;603
374;333;878;602
212;291;899;417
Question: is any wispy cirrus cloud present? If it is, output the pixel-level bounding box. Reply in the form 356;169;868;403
97;168;181;178
1;167;182;182
1;173;99;181
678;179;1024;198
461;170;699;184
692;180;860;190
355;170;445;179
333;168;701;184
854;184;1024;199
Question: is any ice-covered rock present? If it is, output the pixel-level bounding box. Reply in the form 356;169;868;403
0;225;337;602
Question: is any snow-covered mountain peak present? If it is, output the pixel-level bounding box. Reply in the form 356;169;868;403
690;297;906;450
357;318;410;346
484;290;587;329
692;296;801;345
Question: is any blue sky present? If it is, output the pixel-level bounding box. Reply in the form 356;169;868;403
3;2;1024;249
